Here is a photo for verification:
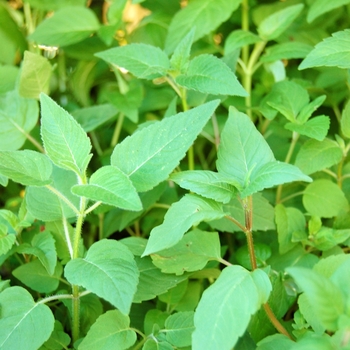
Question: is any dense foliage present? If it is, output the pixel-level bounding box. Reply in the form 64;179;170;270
0;0;350;349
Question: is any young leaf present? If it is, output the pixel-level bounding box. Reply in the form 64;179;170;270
0;90;39;151
287;267;344;331
257;4;304;41
241;161;311;198
307;0;350;23
12;260;62;293
341;99;350;138
224;30;261;55
142;194;225;257
19;51;52;99
285;116;330;141
72;166;142;211
170;28;195;73
16;230;57;275
0;286;55;350
260;42;313;63
95;43;170;80
133;257;189;303
111;100;220;192
217;108;311;197
40;94;92;177
151;229;221;275
175;54;248;96
29;6;100;46
299;29;350;70
164;311;195;347
192;266;271;350
78;310;136;350
165;0;241;54
217;108;274;189
303;179;349;218
275;204;306;254
0;150;52;186
295;138;343;175
170;170;236;203
64;239;139;314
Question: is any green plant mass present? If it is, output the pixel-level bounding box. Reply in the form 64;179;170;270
1;0;350;349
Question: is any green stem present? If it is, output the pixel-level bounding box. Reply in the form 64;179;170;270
242;41;267;119
72;285;80;343
241;0;250;66
46;185;80;216
242;196;292;339
90;131;103;156
275;131;299;204
111;113;125;147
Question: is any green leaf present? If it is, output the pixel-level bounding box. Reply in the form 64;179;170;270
142;194;225;256
25;0;86;11
19;51;52;99
285;116;330;141
303;179;349;218
26;166;80;222
0;286;54;350
133;256;189;303
217;108;311;197
192;266;271;350
143;339;173;350
170;170;236;203
78;310;136;350
275;204;306;254
170;28;194;73
71;104;118;132
287;267;344;331
106;81;143;123
0;232;16;255
29;6;100;47
260;42;313;63
341;99;350;138
224;30;261;55
296;95;327;124
40;320;71;350
64;239;139;314
0;150;52;186
299;29;350;70
95;43;170;80
72;166;142;211
210;193;276;233
0;90;39;151
236;243;271;270
151;229;221;275
257;334;294;350
309;227;350;251
164;311;194;347
217;108;274;189
307;0;350;23
175;54;247;96
241;161;311;198
267;81;309;122
12;259;62;293
40;93;92;176
295;138;343;175
111;100;220;192
17;231;57;275
165;0;241;54
257;4;304;41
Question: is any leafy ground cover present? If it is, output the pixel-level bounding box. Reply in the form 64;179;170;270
0;0;350;349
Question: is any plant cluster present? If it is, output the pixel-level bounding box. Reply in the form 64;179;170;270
0;0;350;349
